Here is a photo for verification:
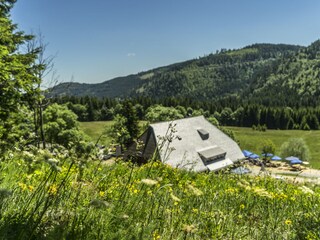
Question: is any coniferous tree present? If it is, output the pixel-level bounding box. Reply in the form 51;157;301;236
0;0;39;153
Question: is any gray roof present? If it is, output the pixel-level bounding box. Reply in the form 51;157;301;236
149;116;245;172
198;146;226;160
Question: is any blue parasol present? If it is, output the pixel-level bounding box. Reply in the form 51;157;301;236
271;155;282;161
261;153;274;157
285;156;299;161
290;159;302;165
242;150;253;157
249;153;260;159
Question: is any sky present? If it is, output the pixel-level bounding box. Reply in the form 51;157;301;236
11;0;320;84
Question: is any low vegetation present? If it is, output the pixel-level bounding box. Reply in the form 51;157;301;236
1;149;319;239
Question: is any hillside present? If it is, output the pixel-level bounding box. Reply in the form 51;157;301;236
2;150;320;239
49;74;142;98
49;41;320;106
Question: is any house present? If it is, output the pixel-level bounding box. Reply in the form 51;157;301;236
136;116;245;172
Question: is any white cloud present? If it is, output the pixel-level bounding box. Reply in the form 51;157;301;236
127;52;136;57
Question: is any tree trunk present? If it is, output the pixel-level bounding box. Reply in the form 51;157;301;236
39;100;46;149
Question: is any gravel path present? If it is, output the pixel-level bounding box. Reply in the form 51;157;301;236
246;164;320;184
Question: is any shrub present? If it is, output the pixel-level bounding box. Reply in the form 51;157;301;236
280;138;310;161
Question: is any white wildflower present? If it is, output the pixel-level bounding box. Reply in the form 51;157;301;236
140;179;158;186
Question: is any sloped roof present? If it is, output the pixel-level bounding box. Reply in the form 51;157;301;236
149;116;244;172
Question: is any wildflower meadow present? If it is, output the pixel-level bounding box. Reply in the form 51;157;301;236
0;147;319;239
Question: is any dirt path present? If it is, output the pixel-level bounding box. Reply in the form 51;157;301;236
246;164;320;184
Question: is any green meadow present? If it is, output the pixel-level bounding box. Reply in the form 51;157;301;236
79;121;147;147
79;121;115;146
227;127;320;169
79;122;320;168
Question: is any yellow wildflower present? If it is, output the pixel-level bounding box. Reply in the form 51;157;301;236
28;185;34;192
99;191;105;197
153;230;161;240
34;170;42;175
240;204;245;209
48;184;58;196
18;182;27;191
285;219;292;225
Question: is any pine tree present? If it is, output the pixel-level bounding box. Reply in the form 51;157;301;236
0;0;39;153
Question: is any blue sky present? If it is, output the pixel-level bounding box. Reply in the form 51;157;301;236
11;0;320;84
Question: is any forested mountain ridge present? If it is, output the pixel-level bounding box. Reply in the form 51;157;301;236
49;41;320;106
132;43;302;100
49;74;143;98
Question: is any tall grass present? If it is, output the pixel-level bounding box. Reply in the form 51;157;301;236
0;148;319;239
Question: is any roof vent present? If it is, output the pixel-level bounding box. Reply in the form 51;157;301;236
198;146;226;164
197;128;209;140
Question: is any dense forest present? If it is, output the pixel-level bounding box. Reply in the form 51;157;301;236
52;96;320;130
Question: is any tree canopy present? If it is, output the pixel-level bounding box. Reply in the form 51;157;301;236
0;0;40;153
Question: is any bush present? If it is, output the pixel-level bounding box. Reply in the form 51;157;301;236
280;138;310;161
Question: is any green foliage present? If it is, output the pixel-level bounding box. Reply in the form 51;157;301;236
53;94;320;130
122;101;139;142
0;151;320;239
145;105;184;122
108;115;131;147
43;103;89;148
261;139;276;156
207;116;219;126
280;138;310;161
0;0;39;154
108;101;139;147
0;106;35;152
67;102;88;121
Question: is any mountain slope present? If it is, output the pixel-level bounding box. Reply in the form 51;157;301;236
133;44;302;100
247;40;320;105
48;41;320;105
49;74;143;98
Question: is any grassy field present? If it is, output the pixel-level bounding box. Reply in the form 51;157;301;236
79;121;147;147
79;121;320;168
226;127;320;169
79;121;114;146
1;149;320;239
